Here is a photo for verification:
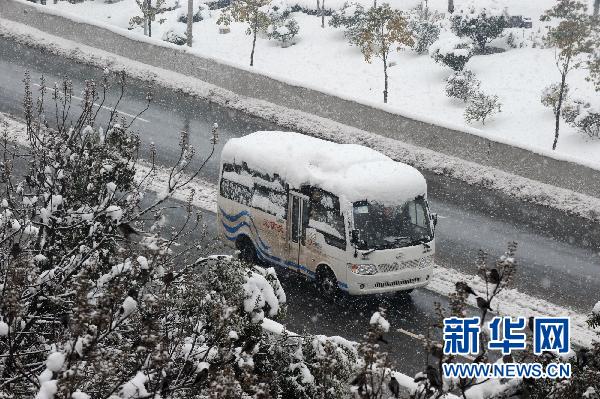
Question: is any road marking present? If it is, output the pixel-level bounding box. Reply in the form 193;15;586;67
32;83;149;123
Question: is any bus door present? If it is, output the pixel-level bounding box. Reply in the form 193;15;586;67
287;191;309;273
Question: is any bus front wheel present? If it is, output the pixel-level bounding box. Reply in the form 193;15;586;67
237;237;258;264
316;266;340;300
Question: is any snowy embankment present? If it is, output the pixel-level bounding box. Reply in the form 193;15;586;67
11;0;600;169
2;113;597;349
2;18;600;225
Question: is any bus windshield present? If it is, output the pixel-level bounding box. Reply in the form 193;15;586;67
352;197;433;250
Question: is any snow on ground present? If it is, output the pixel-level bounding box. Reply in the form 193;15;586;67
33;0;600;168
2;20;600;223
3;112;598;348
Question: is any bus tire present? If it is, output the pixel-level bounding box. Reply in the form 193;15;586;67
316;266;340;300
237;236;258;264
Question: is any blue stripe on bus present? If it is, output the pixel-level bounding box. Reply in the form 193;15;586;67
220;208;270;252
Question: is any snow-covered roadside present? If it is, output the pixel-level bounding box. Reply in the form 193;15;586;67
2;18;600;225
4;113;596;348
9;0;600;170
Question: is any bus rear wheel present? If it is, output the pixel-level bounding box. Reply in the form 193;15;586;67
316;266;340;301
237;237;258;264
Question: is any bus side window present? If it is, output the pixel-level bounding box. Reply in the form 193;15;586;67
251;184;287;218
220;179;253;206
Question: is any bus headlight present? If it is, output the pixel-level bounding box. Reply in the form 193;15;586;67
419;256;434;268
350;264;378;275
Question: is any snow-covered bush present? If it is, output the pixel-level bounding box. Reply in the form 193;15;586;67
450;1;506;52
177;1;211;23
351;309;395;397
329;2;367;46
162;25;187;45
268;19;300;46
445;69;480;102
503;27;546;49
563;98;600;139
406;4;443;54
266;1;300;47
0;72;353;398
464;91;502;125
430;35;473;71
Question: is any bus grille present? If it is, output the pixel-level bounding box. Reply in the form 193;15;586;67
374;277;421;288
377;259;420;273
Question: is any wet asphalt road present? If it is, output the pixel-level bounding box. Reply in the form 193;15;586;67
1;37;599;375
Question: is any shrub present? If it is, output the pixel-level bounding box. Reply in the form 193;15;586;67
0;72;355;398
162;26;187;45
268;18;300;46
329;2;366;46
564;98;600;139
450;2;506;52
430;36;474;71
464;91;502;125
445;70;481;102
266;1;300;47
177;2;210;23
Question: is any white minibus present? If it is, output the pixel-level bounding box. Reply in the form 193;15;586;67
217;131;437;296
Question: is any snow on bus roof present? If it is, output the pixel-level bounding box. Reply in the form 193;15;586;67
221;131;427;205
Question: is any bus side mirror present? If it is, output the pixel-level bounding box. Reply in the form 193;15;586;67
350;229;360;244
431;213;438;228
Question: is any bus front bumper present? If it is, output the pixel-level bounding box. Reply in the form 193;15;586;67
344;267;433;295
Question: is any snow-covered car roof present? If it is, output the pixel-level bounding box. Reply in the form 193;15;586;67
221;131;427;205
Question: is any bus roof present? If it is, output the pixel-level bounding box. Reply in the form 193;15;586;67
221;131;427;205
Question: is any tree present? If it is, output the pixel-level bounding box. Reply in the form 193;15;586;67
355;4;413;103
450;2;506;52
130;0;177;37
187;0;193;46
464;91;502;125
540;0;595;150
406;3;442;54
218;0;272;66
447;0;454;14
445;69;480;102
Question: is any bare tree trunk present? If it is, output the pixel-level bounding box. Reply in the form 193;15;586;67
383;53;388;103
594;0;599;17
553;69;568;150
448;0;454;14
148;18;152;37
250;13;258;66
143;0;149;36
186;0;193;47
321;0;325;28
